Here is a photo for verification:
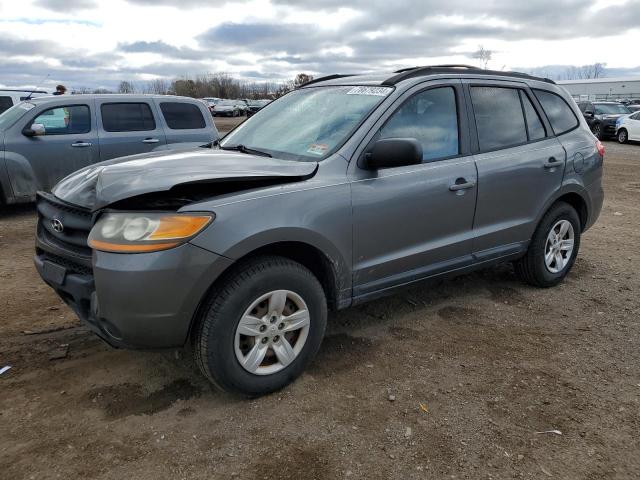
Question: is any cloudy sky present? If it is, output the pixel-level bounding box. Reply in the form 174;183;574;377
1;0;639;91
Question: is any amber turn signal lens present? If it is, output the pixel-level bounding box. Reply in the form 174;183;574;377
88;239;180;253
148;215;212;240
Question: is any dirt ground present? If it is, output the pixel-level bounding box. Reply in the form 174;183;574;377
1;119;639;479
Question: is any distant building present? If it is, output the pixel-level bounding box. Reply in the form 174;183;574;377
557;77;640;101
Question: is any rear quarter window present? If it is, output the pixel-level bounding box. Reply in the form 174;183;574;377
160;102;206;129
533;89;579;135
0;96;13;115
101;103;156;132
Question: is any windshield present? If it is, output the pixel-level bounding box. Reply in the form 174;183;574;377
221;85;393;161
0;101;35;130
595;104;631;115
218;100;236;106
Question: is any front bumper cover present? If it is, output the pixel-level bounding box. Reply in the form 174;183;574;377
35;243;233;349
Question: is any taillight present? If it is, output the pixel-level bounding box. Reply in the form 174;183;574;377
596;140;605;157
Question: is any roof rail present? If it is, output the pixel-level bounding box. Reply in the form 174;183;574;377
393;64;477;73
382;66;556;86
298;74;357;87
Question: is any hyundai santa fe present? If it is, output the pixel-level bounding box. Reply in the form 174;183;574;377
34;66;604;396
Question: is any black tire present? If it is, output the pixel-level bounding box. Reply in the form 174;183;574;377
513;202;581;288
618;128;628;144
193;255;327;396
592;123;603;140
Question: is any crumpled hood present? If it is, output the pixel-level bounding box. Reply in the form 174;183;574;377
52;148;318;210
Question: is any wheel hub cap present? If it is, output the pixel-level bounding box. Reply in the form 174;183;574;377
234;290;311;375
544;220;575;274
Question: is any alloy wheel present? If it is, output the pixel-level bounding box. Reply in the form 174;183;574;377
544;220;575;274
234;290;310;375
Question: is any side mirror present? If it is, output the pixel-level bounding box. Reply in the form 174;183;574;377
584;110;594;118
363;138;423;170
23;123;46;137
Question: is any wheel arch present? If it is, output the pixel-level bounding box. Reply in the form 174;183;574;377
529;185;591;239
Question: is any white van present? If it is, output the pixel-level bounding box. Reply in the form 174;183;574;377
0;89;49;115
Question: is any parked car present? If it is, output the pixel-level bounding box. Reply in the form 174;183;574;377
212;99;242;117
247;99;271;117
0;89;49;115
235;99;249;116
628;104;640;113
0;94;218;205
615;111;640;143
577;101;632;139
35;66;603;396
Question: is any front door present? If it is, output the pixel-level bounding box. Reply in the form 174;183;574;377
350;81;478;298
4;101;99;197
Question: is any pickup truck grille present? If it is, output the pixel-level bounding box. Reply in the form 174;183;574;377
36;192;93;262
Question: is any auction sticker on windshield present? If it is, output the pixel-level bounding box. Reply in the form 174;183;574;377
307;143;328;155
346;86;392;96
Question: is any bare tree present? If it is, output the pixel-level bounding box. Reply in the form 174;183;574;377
472;45;493;69
563;63;607;80
294;73;314;87
118;81;136;94
146;78;169;95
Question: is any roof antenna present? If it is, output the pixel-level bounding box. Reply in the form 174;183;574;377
25;73;50;100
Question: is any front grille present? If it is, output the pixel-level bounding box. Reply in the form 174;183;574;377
36;192;93;258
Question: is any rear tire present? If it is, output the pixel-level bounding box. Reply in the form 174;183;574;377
193;255;327;396
618;128;628;144
514;202;581;288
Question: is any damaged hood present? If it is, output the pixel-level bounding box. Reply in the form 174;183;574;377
52;148;318;210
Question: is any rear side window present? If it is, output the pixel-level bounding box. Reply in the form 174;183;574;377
160;102;206;130
520;92;546;141
101;103;156;132
0;96;13;115
32;105;91;135
632;112;640;120
533;89;579;135
471;86;527;151
379;86;459;162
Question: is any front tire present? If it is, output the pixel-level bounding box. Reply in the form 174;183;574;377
592;123;603;140
193;256;327;396
618;128;628;144
514;202;581;288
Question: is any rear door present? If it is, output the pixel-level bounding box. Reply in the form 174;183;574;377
96;99;167;160
465;81;566;256
350;80;478;297
154;100;218;146
4;101;99;195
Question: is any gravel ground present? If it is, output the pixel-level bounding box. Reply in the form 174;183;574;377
1;126;639;479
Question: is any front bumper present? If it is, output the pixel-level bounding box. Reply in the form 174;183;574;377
601;119;618;137
35;243;233;349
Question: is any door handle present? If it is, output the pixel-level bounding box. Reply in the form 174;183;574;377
544;157;563;168
449;179;476;191
71;141;92;148
142;138;160;144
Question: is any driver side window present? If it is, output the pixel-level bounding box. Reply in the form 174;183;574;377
379;87;459;162
32;105;91;135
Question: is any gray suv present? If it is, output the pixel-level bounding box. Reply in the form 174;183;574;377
34;66;604;396
0;94;218;205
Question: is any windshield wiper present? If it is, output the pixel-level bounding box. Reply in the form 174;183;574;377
219;144;272;157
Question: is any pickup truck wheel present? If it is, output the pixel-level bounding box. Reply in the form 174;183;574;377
193;256;327;396
513;202;581;288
